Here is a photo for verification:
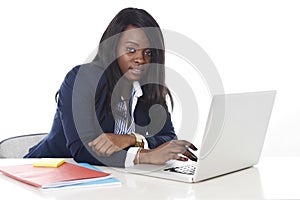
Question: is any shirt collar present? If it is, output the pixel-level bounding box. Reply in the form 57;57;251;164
132;81;143;98
120;81;143;101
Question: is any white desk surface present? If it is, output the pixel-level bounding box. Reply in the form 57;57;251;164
0;156;299;200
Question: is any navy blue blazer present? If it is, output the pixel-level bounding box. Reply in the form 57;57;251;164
24;62;176;167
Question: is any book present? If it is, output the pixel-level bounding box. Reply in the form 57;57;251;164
0;161;113;189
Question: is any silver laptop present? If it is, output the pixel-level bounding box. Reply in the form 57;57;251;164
122;90;276;183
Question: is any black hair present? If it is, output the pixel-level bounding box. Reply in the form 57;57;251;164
93;7;173;112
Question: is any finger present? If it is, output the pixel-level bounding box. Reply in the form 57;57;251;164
176;156;189;162
94;140;107;151
104;148;114;157
89;135;104;146
105;146;121;157
91;145;105;157
182;149;198;162
164;140;184;150
173;140;198;151
169;145;188;154
100;142;113;156
167;141;193;154
90;139;109;156
95;150;105;157
92;145;105;157
187;143;198;151
102;140;122;156
104;147;113;157
170;153;188;162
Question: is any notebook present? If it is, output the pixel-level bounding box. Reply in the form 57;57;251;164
123;90;276;183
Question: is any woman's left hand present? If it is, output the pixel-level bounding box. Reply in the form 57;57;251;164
138;140;198;165
88;133;135;157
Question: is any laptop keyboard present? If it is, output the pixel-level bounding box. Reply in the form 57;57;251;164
164;163;196;175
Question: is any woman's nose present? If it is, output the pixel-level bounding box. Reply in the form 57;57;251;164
134;50;146;64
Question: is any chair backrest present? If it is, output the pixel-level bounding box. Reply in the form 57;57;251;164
0;133;47;158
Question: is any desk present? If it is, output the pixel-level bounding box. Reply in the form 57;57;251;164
0;157;299;200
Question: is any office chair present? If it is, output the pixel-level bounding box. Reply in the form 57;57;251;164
0;133;47;158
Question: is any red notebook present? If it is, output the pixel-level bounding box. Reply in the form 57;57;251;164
0;162;110;189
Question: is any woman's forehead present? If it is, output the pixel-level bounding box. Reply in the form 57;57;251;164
119;26;150;48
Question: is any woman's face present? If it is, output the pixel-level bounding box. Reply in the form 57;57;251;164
117;25;152;81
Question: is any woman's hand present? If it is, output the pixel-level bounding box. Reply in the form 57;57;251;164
88;133;135;157
138;140;198;165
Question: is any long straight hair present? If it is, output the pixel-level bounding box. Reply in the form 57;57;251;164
93;7;173;112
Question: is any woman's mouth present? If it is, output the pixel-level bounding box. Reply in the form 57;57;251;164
129;67;143;75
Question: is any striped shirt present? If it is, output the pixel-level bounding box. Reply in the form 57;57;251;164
114;81;143;134
113;81;147;167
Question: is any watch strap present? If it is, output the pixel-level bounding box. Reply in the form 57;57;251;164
131;132;144;147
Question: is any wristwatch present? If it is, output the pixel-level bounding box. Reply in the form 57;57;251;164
131;132;144;148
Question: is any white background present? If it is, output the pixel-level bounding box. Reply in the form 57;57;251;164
0;0;299;156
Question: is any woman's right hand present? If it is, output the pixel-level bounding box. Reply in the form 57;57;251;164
138;140;198;165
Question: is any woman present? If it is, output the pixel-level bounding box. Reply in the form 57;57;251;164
24;7;197;167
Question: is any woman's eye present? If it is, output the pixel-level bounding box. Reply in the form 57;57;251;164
144;49;152;57
126;47;136;53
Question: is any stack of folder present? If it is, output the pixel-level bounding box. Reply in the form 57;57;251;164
0;158;121;189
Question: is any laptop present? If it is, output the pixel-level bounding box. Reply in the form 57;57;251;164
121;90;276;183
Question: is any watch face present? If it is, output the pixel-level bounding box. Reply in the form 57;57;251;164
136;141;143;147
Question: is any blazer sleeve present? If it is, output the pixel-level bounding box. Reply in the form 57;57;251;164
135;103;177;149
57;64;127;167
145;112;177;149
